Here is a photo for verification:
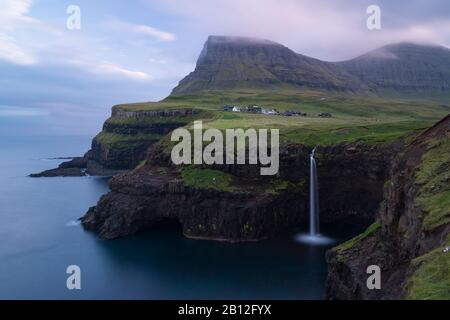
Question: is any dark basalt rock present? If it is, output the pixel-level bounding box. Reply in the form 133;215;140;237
30;108;198;177
325;114;450;300
30;157;125;177
30;157;88;177
80;141;400;241
81;167;306;241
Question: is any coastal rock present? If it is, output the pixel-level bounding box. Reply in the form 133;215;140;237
30;107;204;177
325;114;450;299
81;142;399;241
81;166;305;241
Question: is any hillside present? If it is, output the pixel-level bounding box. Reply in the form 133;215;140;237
339;42;450;95
172;36;365;95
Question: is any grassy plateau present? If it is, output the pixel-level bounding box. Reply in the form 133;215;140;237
113;89;450;147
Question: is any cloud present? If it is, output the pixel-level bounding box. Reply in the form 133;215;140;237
0;34;36;65
0;0;33;22
106;19;176;41
130;24;176;41
67;59;152;80
94;62;153;80
0;0;38;65
0;105;48;117
154;0;450;60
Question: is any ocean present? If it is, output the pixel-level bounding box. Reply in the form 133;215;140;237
0;136;360;299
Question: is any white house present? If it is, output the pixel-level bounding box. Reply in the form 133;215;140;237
262;107;278;115
232;106;241;112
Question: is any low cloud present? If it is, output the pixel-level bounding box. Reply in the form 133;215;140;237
68;59;152;81
155;0;450;61
106;19;176;41
0;34;36;65
0;105;48;117
0;0;37;65
130;24;176;41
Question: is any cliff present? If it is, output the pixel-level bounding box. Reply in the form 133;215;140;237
326;114;450;299
30;106;211;177
81;141;398;241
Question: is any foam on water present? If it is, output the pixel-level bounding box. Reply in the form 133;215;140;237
65;220;81;227
294;233;335;246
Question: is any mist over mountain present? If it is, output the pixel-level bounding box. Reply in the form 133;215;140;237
338;42;450;93
171;36;450;96
172;36;364;94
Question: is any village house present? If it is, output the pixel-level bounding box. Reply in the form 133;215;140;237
262;108;279;115
294;111;307;117
232;106;241;112
283;110;307;117
222;105;234;111
247;105;262;113
318;112;332;118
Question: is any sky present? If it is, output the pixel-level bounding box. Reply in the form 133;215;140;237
1;0;450;136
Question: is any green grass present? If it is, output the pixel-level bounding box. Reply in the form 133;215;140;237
113;89;449;147
180;166;234;192
416;139;450;231
94;131;164;148
334;222;381;254
405;234;450;300
106;109;216;126
265;179;306;195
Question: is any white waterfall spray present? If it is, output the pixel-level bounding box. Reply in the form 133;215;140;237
309;148;320;236
294;147;333;245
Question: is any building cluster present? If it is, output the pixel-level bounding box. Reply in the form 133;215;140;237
222;105;332;118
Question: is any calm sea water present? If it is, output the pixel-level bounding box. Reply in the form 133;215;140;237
0;136;361;299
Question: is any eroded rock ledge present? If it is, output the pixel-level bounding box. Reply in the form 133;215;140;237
30;107;202;177
80;142;400;241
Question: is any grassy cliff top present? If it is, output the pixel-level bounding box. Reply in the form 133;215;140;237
112;89;450;146
405;234;450;300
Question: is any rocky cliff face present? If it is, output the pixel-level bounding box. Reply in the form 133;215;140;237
326;114;450;300
30;107;203;177
81;141;399;241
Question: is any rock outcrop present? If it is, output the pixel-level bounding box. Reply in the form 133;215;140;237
30;106;205;177
326;114;450;300
81;141;399;241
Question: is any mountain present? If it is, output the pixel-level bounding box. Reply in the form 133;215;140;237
171;36;450;96
339;42;450;93
171;36;365;95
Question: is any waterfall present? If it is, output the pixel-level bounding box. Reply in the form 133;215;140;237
294;147;333;245
309;148;320;236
